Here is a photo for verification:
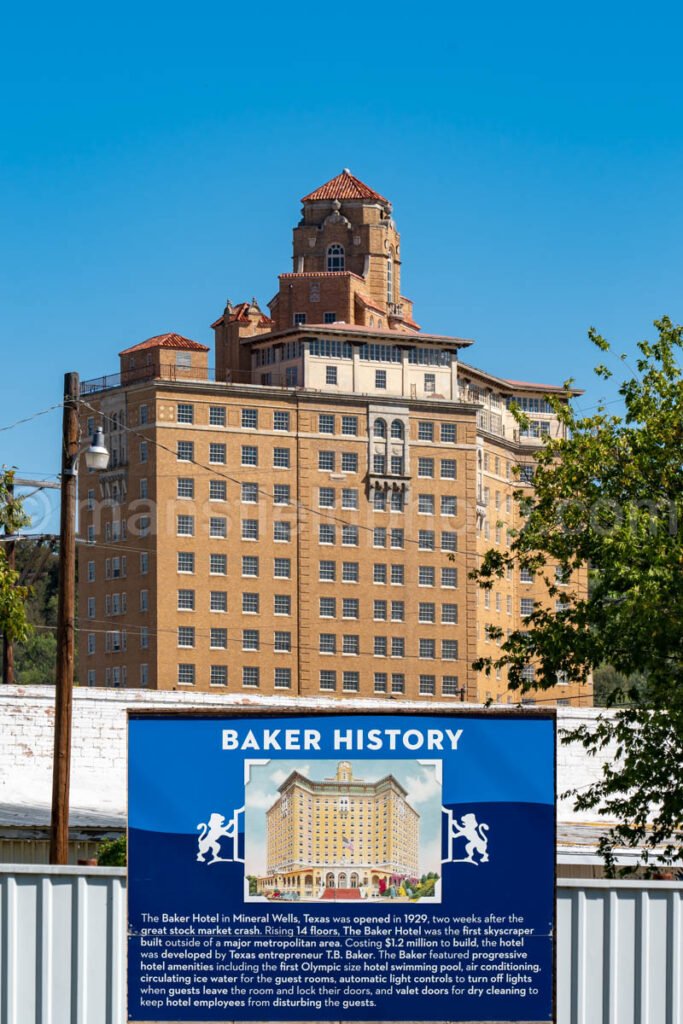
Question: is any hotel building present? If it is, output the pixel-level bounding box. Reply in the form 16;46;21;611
78;169;590;705
256;761;419;897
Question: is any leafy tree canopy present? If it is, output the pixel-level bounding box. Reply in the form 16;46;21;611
472;317;683;870
0;469;31;650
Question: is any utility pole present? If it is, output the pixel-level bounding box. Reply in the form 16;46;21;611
2;478;15;685
49;372;80;865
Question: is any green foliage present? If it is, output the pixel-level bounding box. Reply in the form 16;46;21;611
247;875;258;896
0;469;32;650
471;317;683;869
13;539;60;683
97;835;127;866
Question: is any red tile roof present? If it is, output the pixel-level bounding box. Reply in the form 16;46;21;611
119;333;209;357
302;169;389;204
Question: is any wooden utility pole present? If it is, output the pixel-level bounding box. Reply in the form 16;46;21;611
2;478;15;685
50;371;80;865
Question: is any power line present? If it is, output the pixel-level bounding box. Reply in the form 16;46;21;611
0;401;65;434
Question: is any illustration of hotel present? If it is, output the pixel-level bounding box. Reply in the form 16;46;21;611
256;761;419;898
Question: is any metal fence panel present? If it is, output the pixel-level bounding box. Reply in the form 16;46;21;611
1;868;681;1024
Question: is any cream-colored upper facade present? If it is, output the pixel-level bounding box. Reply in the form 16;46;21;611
259;761;419;895
77;170;591;706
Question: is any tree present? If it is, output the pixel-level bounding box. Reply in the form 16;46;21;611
14;539;59;683
0;469;32;667
472;317;683;870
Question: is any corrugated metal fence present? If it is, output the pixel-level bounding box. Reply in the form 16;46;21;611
1;867;681;1024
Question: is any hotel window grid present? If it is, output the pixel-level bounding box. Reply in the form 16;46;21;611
341;416;358;436
241;446;258;466
374;672;387;693
373;528;386;548
177;551;194;573
273;411;290;431
209;406;225;426
418;494;434;515
520;567;534;583
274;595;291;615
320;634;337;654
418;458;434;478
441;423;456;442
442;676;460;696
319;487;335;508
274;668;291;689
178;626;195;648
177;441;193;461
274;558;291;578
243;593;259;614
442;568;457;588
210;628;227;649
320;560;336;581
319;524;335;545
320;597;336;617
273;448;290;468
374;564;387;584
177;589;195;611
391;491;405;512
419;638;436;659
274;631;291;652
177;403;193;424
319;451;335;471
391;674;405;694
391;419;404;439
243;666;260;688
209;517;227;538
375;369;387;389
323;311;337;324
177;515;194;536
342;525;358;546
87;561;95;583
420;675;436;696
139;441;148;463
342;598;359;619
243;629;259;651
419;530;435;550
242;482;258;503
274;522;291;542
373;454;386;474
419;566;435;586
242;520;259;540
343;672;360;692
325;366;338;385
373;491;386;511
140;627;149;650
343;635;360;655
177;478;194;499
319;414;334;434
242;408;258;429
327;243;344;271
342;562;359;583
442;532;457;552
320;670;337;691
210;666;227;686
342;488;358;509
392;637;405;657
210;554;227;575
419;603;436;623
374;637;387;656
441;496;457;516
210;480;226;501
442;640;458;660
391;601;405;621
391;565;405;585
425;374;436;392
390;455;404;474
341;452;358;472
178;664;195;685
374;600;387;620
441;459;457;479
210;591;227;612
521;598;534;617
209;443;226;464
442;603;458;624
418;421;434;441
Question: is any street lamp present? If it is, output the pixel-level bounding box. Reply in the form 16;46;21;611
50;373;109;865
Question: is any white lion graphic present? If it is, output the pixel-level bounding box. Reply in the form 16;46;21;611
450;812;490;865
196;813;235;865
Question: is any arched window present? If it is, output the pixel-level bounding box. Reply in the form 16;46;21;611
390;419;404;439
327;244;345;272
374;419;387;438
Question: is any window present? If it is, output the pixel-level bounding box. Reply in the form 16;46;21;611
319;414;334;434
323;312;337;324
176;351;191;368
241;519;259;540
342;562;359;583
274;594;291;615
390;455;404;475
274;411;290;431
140;552;149;575
342;671;359;692
341;452;358;472
178;664;195;685
374;673;387;693
209;517;227;538
373;454;386;474
343;635;359;655
442;567;457;588
319;524;336;545
177;441;193;461
441;495;457;516
242;592;259;614
319;560;336;581
419;530;435;550
177;403;193;424
520;567;534;583
419;566;435;586
273;448;290;468
442;603;458;624
391;673;405;694
440;423;456;443
210;591;227;612
320;597;336;618
210;666;227;687
418;494;435;515
320;670;337;691
374;564;387;584
374;636;387;656
341;416;357;436
419;638;436;659
242;629;260;651
424;373;436;393
342;598;359;619
177;514;194;536
87;632;96;655
209;406;225;427
341;488;358;509
241;408;258;429
373;527;386;548
440;675;460;697
420;675;436;696
390;564;404;585
274;558;291;578
390;637;404;658
274;631;291;653
243;666;260;688
178;626;195;648
210;628;227;649
418;458;434;478
556;566;571;585
242;482;258;503
391;600;405;621
274;521;291;542
373;491;386;511
293;312;307;326
319;487;335;508
177;589;195;611
320;633;337;654
319;451;335;471
241;445;258;466
441;459;457;480
390;419;404;440
442;639;458;660
342;525;358;546
210;480;226;501
87;560;95;583
441;531;457;552
419;602;436;623
375;369;387;389
521;598;534;617
138;405;148;426
177;551;194;573
374;418;387;439
325;366;338;385
210;553;227;575
327;243;344;271
177;478;194;499
274;667;291;689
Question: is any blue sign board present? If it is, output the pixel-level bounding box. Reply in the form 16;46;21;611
128;712;555;1022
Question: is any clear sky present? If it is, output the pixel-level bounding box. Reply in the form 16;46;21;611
2;0;682;529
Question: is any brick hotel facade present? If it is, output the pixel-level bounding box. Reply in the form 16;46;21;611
78;169;590;705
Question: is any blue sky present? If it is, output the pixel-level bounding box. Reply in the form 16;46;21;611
2;1;682;529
